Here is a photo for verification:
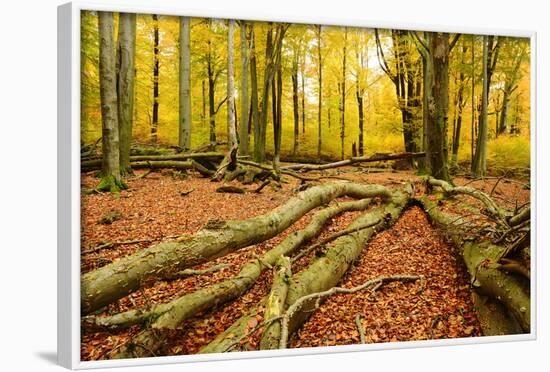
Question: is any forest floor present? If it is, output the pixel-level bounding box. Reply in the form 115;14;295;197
80;166;530;360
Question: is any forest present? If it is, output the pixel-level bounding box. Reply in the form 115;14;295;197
80;10;531;360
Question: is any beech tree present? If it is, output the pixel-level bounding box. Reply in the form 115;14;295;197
116;12;136;174
97;12;125;192
179;17;192;151
412;31;460;181
472;35;489;177
239;21;250;155
150;14;160;143
227;19;238;148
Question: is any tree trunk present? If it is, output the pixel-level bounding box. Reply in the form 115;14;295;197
250;25;262;162
282;152;426;172
420;194;530;334
105;197;376;358
317;25;323;158
81;182;390;314
116;13;136;175
260;256;292;350
239;22;250;155
151;14;160;144
199;186;412;354
340;28;348;160
273;61;283;174
472;35;489;177
98;12;124;192
179;17;192;151
283;186;412;337
356;85;364;157
451;44;467;166
227;20;238;148
207;20;217;147
292;49;300;155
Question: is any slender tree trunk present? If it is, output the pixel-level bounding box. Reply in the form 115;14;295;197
273;60;283;174
227;20;238;148
250;25;261;162
498;51;524;135
98;12;123;192
317;25;323;158
179;17;192;151
151;14;160;144
207;21;217;146
472;35;489;177
471;35;476;163
201;80;206;125
239;22;250;155
340;28;348;160
257;24;288;162
116;13;136;174
292;51;300;155
451;44;467;166
301;56;306;135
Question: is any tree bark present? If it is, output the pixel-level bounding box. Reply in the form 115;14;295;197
472;35;489;177
116;13;136;175
451;44;467;166
283;185;413;336
250;25;261;162
317;25;323;158
81;182;391;314
292;47;300;155
260;256;292;350
227;20;238;148
106;197;377;358
239;22;250;155
420;195;530;334
151;14;160;144
283;152;426;172
179;17;192;151
340;28;348;160
98;12;124;192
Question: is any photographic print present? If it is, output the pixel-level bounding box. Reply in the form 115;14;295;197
76;9;532;362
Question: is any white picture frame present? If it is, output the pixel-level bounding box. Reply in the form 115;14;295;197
58;1;537;369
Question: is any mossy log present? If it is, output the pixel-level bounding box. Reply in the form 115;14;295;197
420;195;530;335
81;152;224;171
260;256;292;350
283;185;413;336
426;176;512;226
81;182;391;315
282;152;426;172
104;198;375;358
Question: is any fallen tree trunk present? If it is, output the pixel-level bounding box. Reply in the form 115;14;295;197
81;182;391;315
103;198;375;358
426;177;511;226
260;256;292;350
283;185;413;336
282;152;426;172
84;197;374;330
129;160;214;177
420;195;530;334
81;152;224;171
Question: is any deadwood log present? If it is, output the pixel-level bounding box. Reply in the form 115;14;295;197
81;182;391;315
282;185;413;337
260;256;292;350
81;152;224;171
426;176;512;226
100;198;375;358
199;274;419;353
420;194;530;334
282;152;426;172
